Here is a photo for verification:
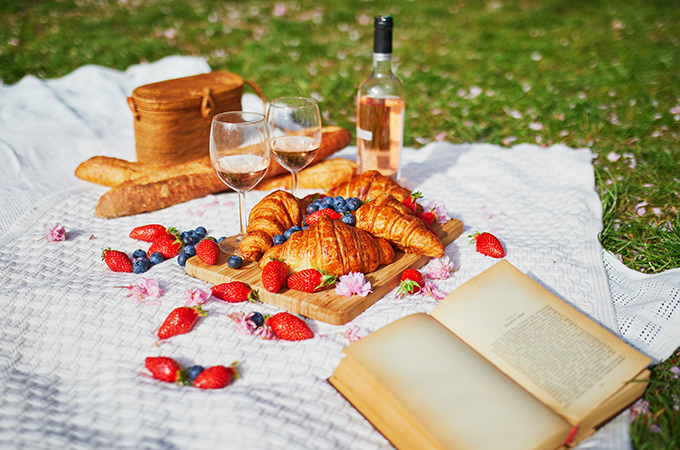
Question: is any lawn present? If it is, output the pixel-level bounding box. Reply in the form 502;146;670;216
1;0;679;447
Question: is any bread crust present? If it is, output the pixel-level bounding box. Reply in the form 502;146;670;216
259;215;395;276
90;126;351;218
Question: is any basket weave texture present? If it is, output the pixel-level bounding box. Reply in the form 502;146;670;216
127;71;265;165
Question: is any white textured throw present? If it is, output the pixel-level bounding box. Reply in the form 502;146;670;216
1;56;678;450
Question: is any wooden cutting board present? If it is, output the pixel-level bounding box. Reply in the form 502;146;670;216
186;219;463;325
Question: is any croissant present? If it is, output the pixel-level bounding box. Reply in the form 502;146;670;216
326;170;412;203
259;214;395;276
239;190;303;261
354;193;445;258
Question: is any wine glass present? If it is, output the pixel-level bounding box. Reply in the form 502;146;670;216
266;97;322;197
210;111;271;255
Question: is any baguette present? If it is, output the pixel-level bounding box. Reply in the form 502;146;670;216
256;158;356;192
93;126;352;218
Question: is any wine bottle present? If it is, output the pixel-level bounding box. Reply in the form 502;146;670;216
356;15;405;181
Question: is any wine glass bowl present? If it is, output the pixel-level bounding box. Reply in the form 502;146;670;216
266;97;322;196
210;111;270;255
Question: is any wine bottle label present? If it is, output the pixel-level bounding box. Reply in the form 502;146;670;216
356;127;373;141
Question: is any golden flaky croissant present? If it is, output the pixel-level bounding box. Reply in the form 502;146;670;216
326;170;412;203
259;215;394;276
355;193;445;258
239;190;303;261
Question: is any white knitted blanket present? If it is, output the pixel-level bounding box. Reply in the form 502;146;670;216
1;56;678;450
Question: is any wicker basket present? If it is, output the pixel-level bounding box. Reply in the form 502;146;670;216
127;71;266;165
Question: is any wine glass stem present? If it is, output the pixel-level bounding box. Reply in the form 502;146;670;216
238;191;247;237
290;172;298;197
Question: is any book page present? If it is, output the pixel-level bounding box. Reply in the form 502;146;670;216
431;260;652;424
345;313;573;450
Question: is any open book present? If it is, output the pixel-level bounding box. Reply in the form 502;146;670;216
329;260;651;450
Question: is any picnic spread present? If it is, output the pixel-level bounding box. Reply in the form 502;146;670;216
1;56;679;450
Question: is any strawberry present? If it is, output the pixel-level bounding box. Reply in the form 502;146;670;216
101;248;133;273
130;224;167;242
401;191;423;213
286;268;337;293
417;210;437;225
157;305;207;340
301;193;326;203
211;282;258;303
193;363;239;389
397;268;425;295
148;228;183;259
470;232;505;258
262;259;289;293
304;208;343;226
196;238;220;265
266;312;314;341
145;356;187;384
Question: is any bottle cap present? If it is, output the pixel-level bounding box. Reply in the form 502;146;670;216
373;15;393;54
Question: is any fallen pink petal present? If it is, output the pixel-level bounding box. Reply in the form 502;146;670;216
426;256;456;280
335;272;372;298
228;311;276;339
44;223;67;242
184;288;211;306
122;278;162;305
421;281;447;301
342;325;368;343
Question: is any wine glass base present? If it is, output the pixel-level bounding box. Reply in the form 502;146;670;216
218;234;244;256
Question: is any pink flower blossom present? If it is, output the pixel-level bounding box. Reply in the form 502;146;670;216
426;256;455;280
607;152;620;162
184;288;211;306
121;278;162;305
44;223;67;242
671;106;680;115
228;311;276;339
342;325;368;343
502;136;517;146
434;131;447;142
273;2;286;16
529;122;543;131
670;366;680;379
335;272;372;298
421;282;447;301
421;200;451;223
630;399;650;421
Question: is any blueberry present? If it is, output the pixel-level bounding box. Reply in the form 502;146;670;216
133;258;151;274
335;205;349;215
306;203;319;214
180;231;189;240
132;249;147;259
322;196;334;206
273;234;286;245
178;253;189;266
346;197;361;212
227;255;243;269
284;226;301;240
341;213;356;226
182;234;194;245
186;365;205;381
333;196;346;208
195;226;207;236
301;225;308;231
249;312;265;328
149;252;164;265
183;244;196;257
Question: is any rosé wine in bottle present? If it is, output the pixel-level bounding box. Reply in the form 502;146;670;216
356;15;405;181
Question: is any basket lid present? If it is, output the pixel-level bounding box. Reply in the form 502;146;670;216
131;71;244;109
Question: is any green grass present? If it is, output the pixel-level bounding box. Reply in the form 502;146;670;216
2;0;679;447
